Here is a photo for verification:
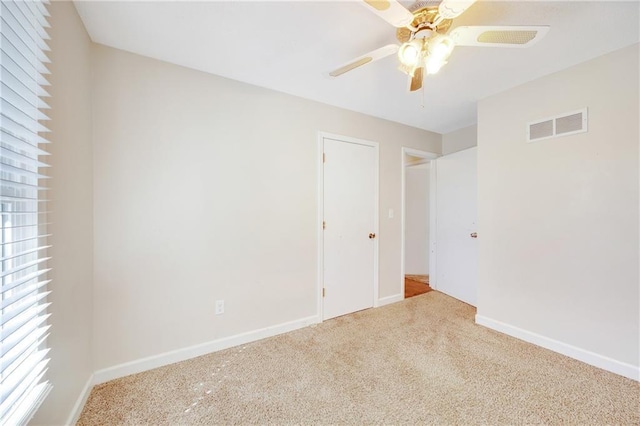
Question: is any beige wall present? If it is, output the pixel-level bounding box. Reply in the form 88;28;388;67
442;124;477;155
404;166;430;275
477;44;639;367
91;44;441;370
31;2;94;424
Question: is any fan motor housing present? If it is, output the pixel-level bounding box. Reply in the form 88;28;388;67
396;6;452;43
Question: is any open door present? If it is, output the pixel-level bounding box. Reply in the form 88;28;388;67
434;147;478;306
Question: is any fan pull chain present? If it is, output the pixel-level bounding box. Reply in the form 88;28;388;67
421;85;425;108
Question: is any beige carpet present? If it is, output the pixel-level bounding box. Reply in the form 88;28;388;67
78;292;639;425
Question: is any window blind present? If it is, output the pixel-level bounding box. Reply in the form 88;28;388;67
0;1;52;424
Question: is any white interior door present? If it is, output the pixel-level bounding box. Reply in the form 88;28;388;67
323;137;376;320
435;147;478;306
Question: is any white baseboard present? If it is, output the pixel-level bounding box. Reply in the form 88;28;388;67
475;314;639;381
93;315;319;385
65;373;94;425
377;294;403;307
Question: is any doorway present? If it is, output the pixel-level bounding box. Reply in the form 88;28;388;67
317;133;379;320
401;148;438;299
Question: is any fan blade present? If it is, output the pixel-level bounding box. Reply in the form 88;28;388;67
450;26;550;48
327;44;399;78
360;0;414;28
409;67;424;92
438;0;477;20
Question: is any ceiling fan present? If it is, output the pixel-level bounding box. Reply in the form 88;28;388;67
328;0;550;91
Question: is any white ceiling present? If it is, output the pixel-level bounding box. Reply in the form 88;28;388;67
73;1;639;134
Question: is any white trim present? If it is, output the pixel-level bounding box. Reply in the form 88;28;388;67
316;133;325;321
403;147;439;160
317;131;380;318
400;147;439;298
476;315;640;381
65;374;94;425
373;141;380;308
428;159;437;290
93;315;319;385
377;294;403;307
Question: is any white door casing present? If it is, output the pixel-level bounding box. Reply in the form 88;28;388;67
434;147;478;306
319;134;378;320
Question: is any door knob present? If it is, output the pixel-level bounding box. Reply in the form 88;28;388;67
470;232;477;238
369;233;376;239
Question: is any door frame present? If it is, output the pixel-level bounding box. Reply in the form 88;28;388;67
317;131;380;321
401;147;439;298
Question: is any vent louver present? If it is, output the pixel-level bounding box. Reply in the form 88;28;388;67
527;108;588;142
529;120;554;140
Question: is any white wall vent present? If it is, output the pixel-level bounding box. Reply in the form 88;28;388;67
527;108;588;142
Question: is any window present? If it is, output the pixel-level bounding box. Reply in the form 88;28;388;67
1;1;53;424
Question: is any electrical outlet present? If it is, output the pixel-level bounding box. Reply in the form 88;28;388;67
215;300;224;315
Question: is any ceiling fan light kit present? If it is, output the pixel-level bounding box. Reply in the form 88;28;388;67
424;54;447;75
398;33;454;79
329;0;550;93
398;39;423;67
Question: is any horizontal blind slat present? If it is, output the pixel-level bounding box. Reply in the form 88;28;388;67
0;280;49;310
1;107;51;134
0;302;49;341
18;0;50;28
0;144;50;169
0;334;50;382
0;160;50;179
1;130;51;157
0;146;49;166
0;213;49;223
0;195;51;204
0;33;50;78
0;224;51;232
1;316;50;355
0;214;48;227
32;0;51;19
1;97;51;125
1;270;50;293
0;245;51;263
0;113;50;145
1;178;50;191
0;13;51;66
0;293;50;333
1;334;50;392
0;359;49;418
1;60;50;100
1;257;50;278
1;236;51;247
1;3;50;53
13;1;48;29
5;381;51;426
0;210;49;215
1;81;51;114
0;332;48;377
1;366;49;422
0;49;51;91
1;346;49;394
3;1;51;51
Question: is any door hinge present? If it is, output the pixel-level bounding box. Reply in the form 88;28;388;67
322;288;326;297
323;153;326;163
322;221;326;230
